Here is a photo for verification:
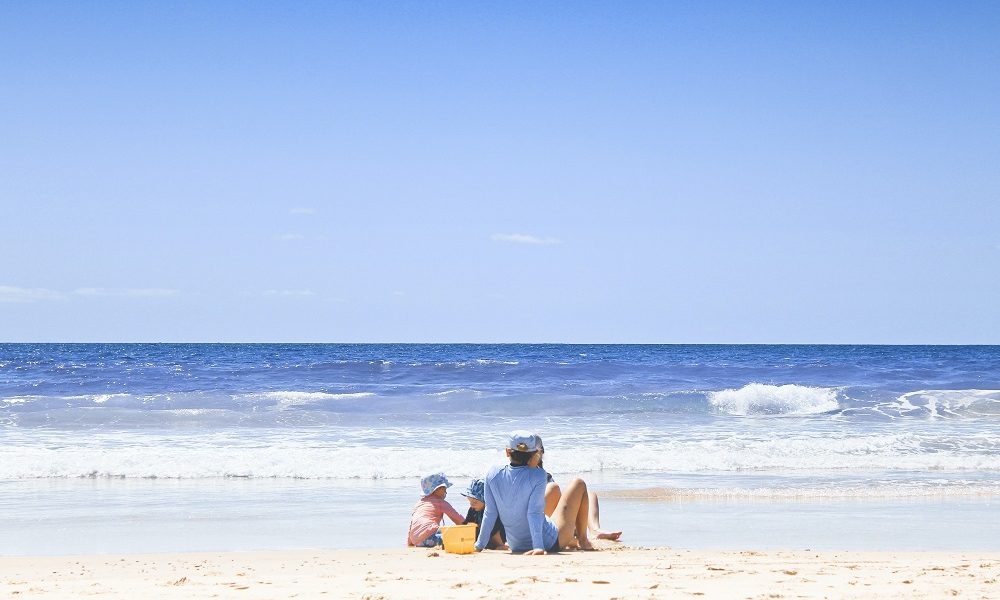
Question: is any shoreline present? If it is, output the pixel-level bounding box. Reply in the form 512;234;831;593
2;545;997;599
4;478;1000;555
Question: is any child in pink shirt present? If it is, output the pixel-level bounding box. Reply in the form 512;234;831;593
407;473;466;547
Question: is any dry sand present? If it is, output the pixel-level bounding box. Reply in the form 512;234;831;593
2;543;997;599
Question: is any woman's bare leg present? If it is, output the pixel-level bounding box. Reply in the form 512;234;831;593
587;492;622;540
550;478;593;550
544;482;561;517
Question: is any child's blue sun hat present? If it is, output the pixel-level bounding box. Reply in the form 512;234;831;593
420;472;452;496
461;478;485;502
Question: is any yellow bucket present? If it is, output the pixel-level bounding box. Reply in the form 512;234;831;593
440;523;477;554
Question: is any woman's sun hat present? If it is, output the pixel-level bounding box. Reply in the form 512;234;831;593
508;430;540;452
420;472;453;495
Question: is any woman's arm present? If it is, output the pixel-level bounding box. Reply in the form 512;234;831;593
526;474;547;552
475;479;499;551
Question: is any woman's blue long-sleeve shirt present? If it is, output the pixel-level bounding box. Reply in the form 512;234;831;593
475;463;558;552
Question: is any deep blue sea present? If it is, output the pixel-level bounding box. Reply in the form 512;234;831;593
2;344;998;553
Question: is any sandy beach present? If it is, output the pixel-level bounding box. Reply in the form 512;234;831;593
3;544;997;599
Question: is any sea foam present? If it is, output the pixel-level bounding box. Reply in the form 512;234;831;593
4;428;998;480
707;383;839;416
892;389;1000;418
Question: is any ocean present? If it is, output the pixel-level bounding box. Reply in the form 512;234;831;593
1;344;998;554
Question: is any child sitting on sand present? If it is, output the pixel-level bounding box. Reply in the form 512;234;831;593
461;478;507;550
407;473;466;548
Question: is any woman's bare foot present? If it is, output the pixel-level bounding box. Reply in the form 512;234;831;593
595;530;622;541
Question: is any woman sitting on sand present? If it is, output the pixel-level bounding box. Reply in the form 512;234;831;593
534;436;622;542
474;431;594;554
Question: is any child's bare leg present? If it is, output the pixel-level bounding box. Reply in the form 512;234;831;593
587;492;622;540
550;478;593;550
544;482;561;517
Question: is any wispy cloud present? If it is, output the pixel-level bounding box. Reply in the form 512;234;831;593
73;288;180;298
274;233;305;241
262;289;316;298
491;233;563;245
290;208;317;215
0;285;63;303
1;286;180;302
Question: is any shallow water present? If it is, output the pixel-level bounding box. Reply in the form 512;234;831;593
1;478;997;555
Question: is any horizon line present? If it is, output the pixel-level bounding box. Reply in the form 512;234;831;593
1;341;998;347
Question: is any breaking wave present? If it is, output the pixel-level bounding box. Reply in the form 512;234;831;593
708;383;840;416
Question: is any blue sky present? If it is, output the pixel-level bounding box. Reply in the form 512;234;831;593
2;1;998;343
